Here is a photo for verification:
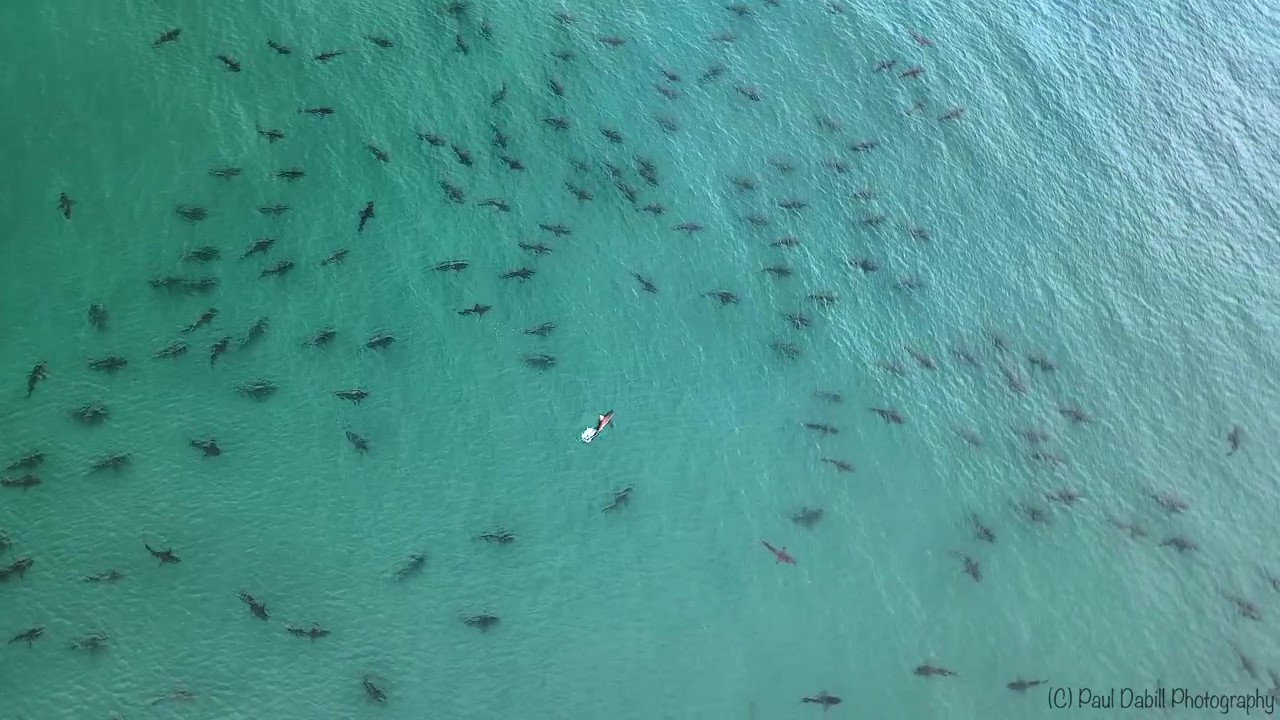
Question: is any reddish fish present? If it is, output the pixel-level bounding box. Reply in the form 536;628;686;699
582;410;615;443
761;540;795;564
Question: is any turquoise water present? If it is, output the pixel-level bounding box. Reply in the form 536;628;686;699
2;0;1279;717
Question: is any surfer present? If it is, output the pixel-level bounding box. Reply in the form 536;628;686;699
581;410;614;443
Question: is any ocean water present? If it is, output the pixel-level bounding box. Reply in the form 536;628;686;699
1;0;1279;717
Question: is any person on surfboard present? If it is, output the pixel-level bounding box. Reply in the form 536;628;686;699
581;410;614;443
